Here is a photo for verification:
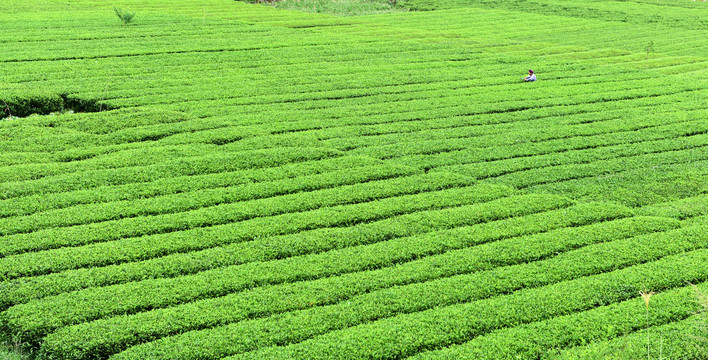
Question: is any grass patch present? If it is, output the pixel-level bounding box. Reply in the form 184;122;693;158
0;338;30;360
0;350;27;360
265;0;405;16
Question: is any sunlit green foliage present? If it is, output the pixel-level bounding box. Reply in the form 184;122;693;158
0;0;706;359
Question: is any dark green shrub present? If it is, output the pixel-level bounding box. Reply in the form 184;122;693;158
0;91;63;119
114;7;136;26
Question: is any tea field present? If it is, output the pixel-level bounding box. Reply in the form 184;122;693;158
1;0;707;359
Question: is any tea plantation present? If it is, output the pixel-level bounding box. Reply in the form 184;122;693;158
1;0;707;359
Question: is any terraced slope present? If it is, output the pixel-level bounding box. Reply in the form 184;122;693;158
1;0;707;359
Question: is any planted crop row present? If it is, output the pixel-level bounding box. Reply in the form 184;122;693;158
309;99;702;148
213;83;699;141
1;0;706;356
153;96;698;161
491;141;708;189
449;125;708;181
81;55;661;106
553;314;705;359
400;0;706;29
639;193;708;220
0;147;340;200
7;106;192;136
0;115;247;153
110;224;708;360
0;161;417;236
158;93;681;152
0;128;146;165
685;212;708;226
12;23;640;88
1;41;444;81
0;171;479;275
397;125;708;174
528;159;708;207
0;27;363;63
104;71;695;111
432;135;704;188
227;237;708;360
4;3;704;112
4;41;490;88
50;53;543;100
0;192;566;342
3;99;695;210
505;0;706;29
0;112;230;166
30;53;635;106
0;199;610;309
0;151;50;167
85;51;687;107
361;111;705;170
396;11;706;55
0;0;270;29
147;49;697;102
37;214;671;360
299;103;705;162
0;156;382;218
410;281;708;359
176;87;706;134
0;143;220;183
369;10;707;60
345;106;703;160
43;26;693;100
0;21;257;45
0;192;589;311
154;75;702;130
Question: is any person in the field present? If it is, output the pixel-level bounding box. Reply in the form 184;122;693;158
524;69;537;82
